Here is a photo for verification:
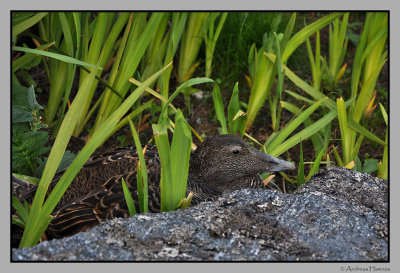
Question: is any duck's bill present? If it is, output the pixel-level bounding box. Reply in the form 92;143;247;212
261;153;296;172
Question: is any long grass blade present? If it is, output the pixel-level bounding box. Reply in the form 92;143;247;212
306;146;325;181
170;110;192;200
12;46;100;69
121;178;137;217
269;108;338;157
153;122;172;212
282;12;343;62
128;118;148;213
266;97;327;154
297;142;305;186
20;65;100;248
20;62;171;248
212;84;228;134
12;12;48;37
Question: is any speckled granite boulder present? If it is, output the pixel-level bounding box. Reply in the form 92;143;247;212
12;167;388;261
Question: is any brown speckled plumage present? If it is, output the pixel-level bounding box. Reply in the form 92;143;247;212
20;135;295;239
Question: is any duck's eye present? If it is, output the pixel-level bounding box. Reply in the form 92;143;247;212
232;150;240;154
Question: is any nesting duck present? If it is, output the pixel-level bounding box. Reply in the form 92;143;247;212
17;134;295;239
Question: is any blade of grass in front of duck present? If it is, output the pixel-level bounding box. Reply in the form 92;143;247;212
20;65;100;248
128;117;148;213
121;178;137;217
20;62;171;248
170;110;192;201
227;82;240;135
212;83;228;134
153;122;173;212
129;78;204;144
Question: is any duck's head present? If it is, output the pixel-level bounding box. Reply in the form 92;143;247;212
189;134;295;193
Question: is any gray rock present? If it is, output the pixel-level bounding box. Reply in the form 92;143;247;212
12;167;388;261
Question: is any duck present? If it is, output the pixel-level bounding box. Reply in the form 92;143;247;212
16;134;295;239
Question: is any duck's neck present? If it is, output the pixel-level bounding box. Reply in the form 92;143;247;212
186;173;264;205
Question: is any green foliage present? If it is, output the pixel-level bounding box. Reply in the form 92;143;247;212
212;83;246;136
153;110;192;212
328;13;349;85
205;13;228;78
13;12;389;249
332;12;388;168
353;157;379;174
128;117;149;213
212;84;228;134
12;84;45;130
177;12;212;83
12;197;30;229
245;12;342;132
306;30;321;91
121;178;137;217
12;84;71;177
12;126;50;175
176;12;227;114
19;62;171;248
